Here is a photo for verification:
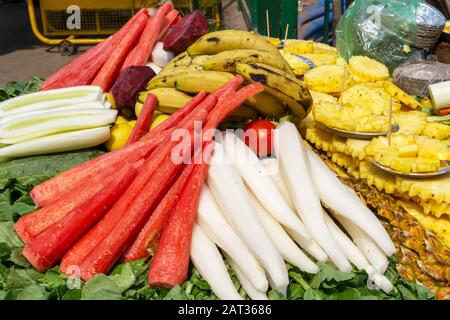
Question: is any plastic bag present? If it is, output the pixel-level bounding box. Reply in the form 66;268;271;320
336;0;425;72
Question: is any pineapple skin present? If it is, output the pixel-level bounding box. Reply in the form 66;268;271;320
316;152;450;300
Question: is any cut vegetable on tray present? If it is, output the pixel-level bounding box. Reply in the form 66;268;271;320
1;1;449;302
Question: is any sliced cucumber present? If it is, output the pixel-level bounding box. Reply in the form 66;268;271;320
0;127;110;163
0;86;103;116
0;108;117;144
0;102;109;125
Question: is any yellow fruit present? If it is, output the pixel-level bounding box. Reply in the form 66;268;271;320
393;111;427;135
340;84;401;115
128;120;136;128
115;116;129;125
423;122;450;140
349;56;389;82
383;81;423;110
284;40;314;54
105;92;117;109
312;42;338;56
266;37;281;47
299;53;337;67
280;51;311;76
304;65;352;94
310;91;338;107
106;123;133;151
135;101;144;117
151;114;170;130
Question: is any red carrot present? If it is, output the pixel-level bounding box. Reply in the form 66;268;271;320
92;13;148;91
61;104;212;277
127;93;157;145
22;166;137;273
40;9;149;91
15;160;144;243
158;9;179;40
148;142;213;288
30;131;166;208
120;2;172;73
121;157;197;263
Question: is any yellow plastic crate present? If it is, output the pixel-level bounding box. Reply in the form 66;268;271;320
39;0;137;36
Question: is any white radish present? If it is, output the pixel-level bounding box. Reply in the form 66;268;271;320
248;191;319;274
306;148;396;256
335;216;389;274
223;132;310;241
260;158;295;211
207;142;288;295
190;223;243;300
274;121;351;272
324;213;393;293
224;252;269;300
197;185;268;292
151;42;175;67
146;62;163;75
285;227;328;262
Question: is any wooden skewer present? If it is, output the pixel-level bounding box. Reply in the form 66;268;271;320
266;10;270;38
283;24;290;53
387;96;393;146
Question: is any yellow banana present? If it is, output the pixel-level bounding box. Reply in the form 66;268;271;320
165;51;192;69
236;63;312;116
202;49;294;75
263;85;309;119
139;88;193;114
245;91;286;120
146;66;203;90
174;71;235;93
187;30;280;56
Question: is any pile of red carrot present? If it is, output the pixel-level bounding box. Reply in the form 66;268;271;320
40;3;178;92
16;76;264;288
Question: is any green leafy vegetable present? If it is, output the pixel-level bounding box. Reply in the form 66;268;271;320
0;77;43;103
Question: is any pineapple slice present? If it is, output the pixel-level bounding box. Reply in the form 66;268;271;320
340;84;402;115
423;122;450;140
393;111;427;135
399;144;418;157
397;175;450;204
284;39;314;54
331;135;348;154
366;135;450;174
299;53;337;67
419;199;450;218
359;161;397;194
383;81;423;109
349;56;390;81
345;138;369;160
305;128;336;153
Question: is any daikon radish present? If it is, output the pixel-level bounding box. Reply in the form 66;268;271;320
274;121;351;272
324;213;393;293
190;224;243;300
197;185;268;292
260;158;295;211
207;142;288;295
335;216;389;274
146;62;163;74
223;133;310;241
248;191;319;274
224;252;268;300
151;42;174;67
306;148;396;256
285;227;328;262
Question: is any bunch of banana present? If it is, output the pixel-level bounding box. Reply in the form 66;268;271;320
143;30;313;121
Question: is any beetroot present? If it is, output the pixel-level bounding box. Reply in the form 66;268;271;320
163;10;209;55
110;66;155;110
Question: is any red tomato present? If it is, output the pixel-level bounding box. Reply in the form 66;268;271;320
244;120;276;157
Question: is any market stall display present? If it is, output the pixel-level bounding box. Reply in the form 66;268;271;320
0;2;449;301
